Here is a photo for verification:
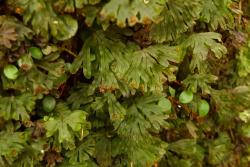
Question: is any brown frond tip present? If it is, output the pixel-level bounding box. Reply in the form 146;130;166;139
0;25;17;48
43;150;63;167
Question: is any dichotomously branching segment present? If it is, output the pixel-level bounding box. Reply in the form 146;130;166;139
100;0;165;27
150;0;202;43
44;103;90;148
200;0;234;30
71;30;183;95
0;93;36;121
0;15;33;48
16;0;78;40
182;32;227;73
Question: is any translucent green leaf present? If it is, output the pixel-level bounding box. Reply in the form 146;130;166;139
0;93;36;121
50;15;78;41
67;84;94;109
95;136;112;167
66;137;95;164
237;41;250;77
53;0;76;12
91;93;126;129
118;94;170;139
168;139;204;161
82;0;101;5
186;121;198;138
11;139;46;167
200;0;234;30
37;58;65;77
150;0;202;43
100;0;165;27
183;73;218;94
240;124;250;138
42;45;58;55
169;86;176;96
53;0;101;12
112;136;167;167
17;54;34;71
44;103;89;145
179;90;194;104
0;131;27;159
239;109;250;123
71;30;131;95
83;6;99;27
210;89;236;125
183;32;227;72
160;154;193;167
208;133;233;165
17;0;78;40
112;94;169;166
71;29;183;95
124;45;183;92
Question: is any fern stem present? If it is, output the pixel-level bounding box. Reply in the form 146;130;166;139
238;0;242;25
58;47;77;57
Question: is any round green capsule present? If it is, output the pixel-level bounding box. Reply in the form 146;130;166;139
179;90;193;104
42;96;56;113
28;47;43;60
3;64;19;80
158;97;172;114
198;100;210;117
